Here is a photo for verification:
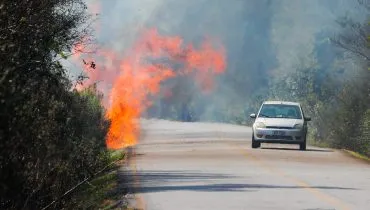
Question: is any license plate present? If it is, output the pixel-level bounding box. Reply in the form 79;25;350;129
272;131;285;135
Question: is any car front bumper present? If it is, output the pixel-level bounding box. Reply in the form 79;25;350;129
253;127;305;143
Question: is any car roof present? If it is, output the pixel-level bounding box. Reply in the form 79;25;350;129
263;101;301;106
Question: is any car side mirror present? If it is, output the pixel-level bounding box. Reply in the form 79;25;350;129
250;113;256;119
304;116;311;121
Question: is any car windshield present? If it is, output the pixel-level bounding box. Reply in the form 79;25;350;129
258;104;302;119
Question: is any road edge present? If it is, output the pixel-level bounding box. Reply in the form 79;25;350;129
341;149;370;164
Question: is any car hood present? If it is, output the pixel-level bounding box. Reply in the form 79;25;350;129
255;118;303;127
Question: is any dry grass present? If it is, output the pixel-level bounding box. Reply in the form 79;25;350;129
67;151;127;209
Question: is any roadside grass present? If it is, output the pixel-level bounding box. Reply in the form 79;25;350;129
309;138;370;163
342;149;370;163
68;150;126;209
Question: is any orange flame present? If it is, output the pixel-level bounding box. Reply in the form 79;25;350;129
75;28;226;149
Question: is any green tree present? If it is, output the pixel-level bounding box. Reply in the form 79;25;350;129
0;1;110;209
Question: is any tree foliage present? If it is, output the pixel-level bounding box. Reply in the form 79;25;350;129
0;1;109;209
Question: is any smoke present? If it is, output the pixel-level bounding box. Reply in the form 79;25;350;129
270;0;362;77
68;0;366;124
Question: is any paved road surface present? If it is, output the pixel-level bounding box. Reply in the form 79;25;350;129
124;119;370;210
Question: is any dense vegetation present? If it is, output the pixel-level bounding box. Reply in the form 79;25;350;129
0;1;110;209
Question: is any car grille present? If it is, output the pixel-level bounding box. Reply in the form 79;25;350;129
265;135;293;140
266;126;293;129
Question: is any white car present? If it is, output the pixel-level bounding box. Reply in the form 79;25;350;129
250;101;311;150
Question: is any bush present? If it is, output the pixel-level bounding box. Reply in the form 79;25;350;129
0;1;111;209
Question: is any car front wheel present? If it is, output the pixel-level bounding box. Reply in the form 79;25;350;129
299;134;307;151
252;134;261;149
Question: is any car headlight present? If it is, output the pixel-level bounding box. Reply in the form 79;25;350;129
255;122;266;128
293;124;303;129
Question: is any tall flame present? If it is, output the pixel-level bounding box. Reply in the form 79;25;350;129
76;28;226;149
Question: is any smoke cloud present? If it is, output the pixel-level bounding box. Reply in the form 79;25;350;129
67;0;366;124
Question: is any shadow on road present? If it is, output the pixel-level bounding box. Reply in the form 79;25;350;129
121;170;357;193
261;147;333;152
127;170;238;184
135;183;358;193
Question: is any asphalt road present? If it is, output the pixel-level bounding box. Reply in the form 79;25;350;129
124;119;370;210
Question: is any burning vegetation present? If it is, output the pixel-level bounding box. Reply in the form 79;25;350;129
77;29;226;149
